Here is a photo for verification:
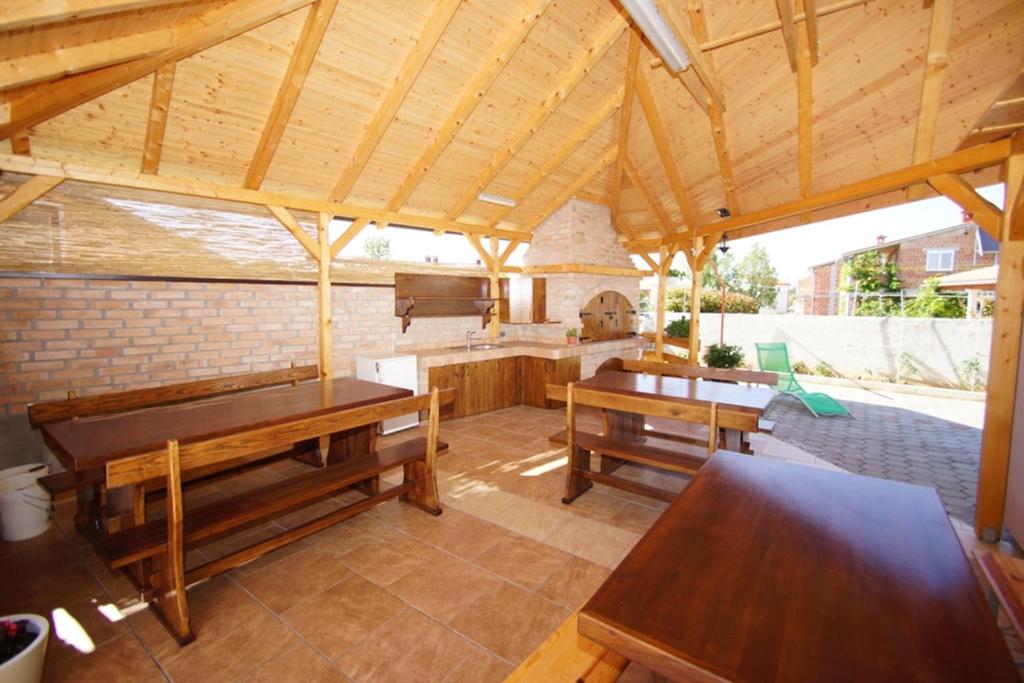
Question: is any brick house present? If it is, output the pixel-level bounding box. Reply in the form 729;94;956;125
797;219;998;315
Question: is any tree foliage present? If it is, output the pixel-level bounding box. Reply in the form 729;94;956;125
665;288;760;314
732;245;778;309
903;277;965;318
362;235;391;260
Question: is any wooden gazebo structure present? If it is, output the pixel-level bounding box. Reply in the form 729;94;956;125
0;0;1022;541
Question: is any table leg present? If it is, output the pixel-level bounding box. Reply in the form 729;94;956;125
723;428;743;452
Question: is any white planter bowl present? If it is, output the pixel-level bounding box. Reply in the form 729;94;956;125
0;614;48;683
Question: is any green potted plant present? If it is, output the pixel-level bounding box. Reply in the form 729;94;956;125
703;343;744;369
664;318;690;339
566;327;578;346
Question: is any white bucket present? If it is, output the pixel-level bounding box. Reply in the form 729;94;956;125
0;464;48;483
0;466;51;542
0;613;49;683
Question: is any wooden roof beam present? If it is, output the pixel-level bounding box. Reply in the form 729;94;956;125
380;0;552;222
0;153;532;241
653;0;724;110
327;0;461;201
486;85;624;229
610;30;642;224
773;0;799;72
623;155;673;235
802;0;820;65
927;174;1002;240
634;67;698;229
465;235;495;271
0;0;314;141
659;139;1011;245
524;146;618;232
0;175;63;223
1005;132;1023;241
329;218;367;259
797;18;813;217
0;0;192;32
244;0;339;189
686;0;739;215
266;205;318;259
141;61;176;174
445;13;628;221
908;0;954;200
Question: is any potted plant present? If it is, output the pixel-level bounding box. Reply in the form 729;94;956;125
0;614;49;683
664;318;690;340
703;343;744;369
566;327;578;346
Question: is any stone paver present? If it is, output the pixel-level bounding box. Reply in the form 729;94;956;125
766;382;984;523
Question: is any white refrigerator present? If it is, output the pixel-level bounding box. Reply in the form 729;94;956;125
355;353;419;435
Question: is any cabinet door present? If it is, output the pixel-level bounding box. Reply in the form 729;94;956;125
495;356;521;409
518;356;549;408
428;364;465;420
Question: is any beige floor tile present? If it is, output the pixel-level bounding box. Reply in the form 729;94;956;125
444;484;519;521
473;534;574;592
273;496;345;529
536;556;612;610
311;514;406;556
448;582;569;663
560;489;628;523
338;534;448;587
388;552;505;624
544;516;641;568
402;508;508;560
237;545;351;614
489;496;573;542
44;632;165;682
242;638;349;683
443;646;514;683
281;574;406;659
609;502;663;534
335;608;477;682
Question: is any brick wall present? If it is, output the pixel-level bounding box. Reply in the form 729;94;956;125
893;224;996;291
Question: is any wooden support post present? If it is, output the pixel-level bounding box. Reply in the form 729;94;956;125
490;237;501;341
316;212;333;380
654;246;673;360
687;237;705;367
976;133;1024;540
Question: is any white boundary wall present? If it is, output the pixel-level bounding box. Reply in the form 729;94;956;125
647;312;992;386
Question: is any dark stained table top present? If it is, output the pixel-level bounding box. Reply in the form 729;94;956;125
42;378;411;470
577;370;775;414
579;451;1019;682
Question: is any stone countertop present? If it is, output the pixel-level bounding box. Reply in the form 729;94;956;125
398;337;644;365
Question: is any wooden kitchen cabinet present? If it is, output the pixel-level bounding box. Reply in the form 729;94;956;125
499;277;546;324
519;356;580;408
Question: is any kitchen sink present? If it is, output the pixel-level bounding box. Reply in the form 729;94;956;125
448;343;504;351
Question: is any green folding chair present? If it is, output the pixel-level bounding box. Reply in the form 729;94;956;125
755;342;851;417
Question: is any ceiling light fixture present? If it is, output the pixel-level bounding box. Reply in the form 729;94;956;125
477;192;517;208
716;207;730;218
620;0;691;72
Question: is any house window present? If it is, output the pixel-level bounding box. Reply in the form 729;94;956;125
925;249;955;272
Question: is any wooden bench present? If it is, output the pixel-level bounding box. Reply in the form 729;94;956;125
560;382;723;504
100;386;453;645
506;614;628;682
28;364;319;499
622;358;778;386
976;551;1024;640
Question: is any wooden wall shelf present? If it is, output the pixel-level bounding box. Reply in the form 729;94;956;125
394;273;494;332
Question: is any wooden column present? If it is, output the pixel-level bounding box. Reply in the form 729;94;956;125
317;212;333;380
654;246;672;360
976;132;1024;540
686;237;705;367
490;236;501;340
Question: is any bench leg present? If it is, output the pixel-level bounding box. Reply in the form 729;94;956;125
562;445;593;504
357;475;381;497
400;461;441;515
151;439;194;646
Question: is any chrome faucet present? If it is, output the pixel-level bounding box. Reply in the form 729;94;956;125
466;330;477;351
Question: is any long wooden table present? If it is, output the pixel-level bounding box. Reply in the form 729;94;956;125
579;451;1019;682
42;378;410;535
575;370;775;451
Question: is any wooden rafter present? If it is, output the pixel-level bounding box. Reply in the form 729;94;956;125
0;0;314;141
380;0;552;223
329;219;366;259
634;67;698;229
327;0;461;201
623;155;673;235
0;0;192;32
908;0;954;200
486;85;624;229
610;30;641;224
657;139;1011;245
466;234;495;271
0;175;64;223
686;0;739;216
141;61;176;175
444;13;628;221
266;205;318;259
244;0;339;189
1006;132;1024;241
796;17;813;215
774;0;799;71
524;146;618;232
926;174;1002;239
0;153;533;241
498;240;521;265
802;0;820;65
653;0;724;110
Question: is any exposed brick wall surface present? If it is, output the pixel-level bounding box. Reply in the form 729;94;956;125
893;225;995;291
0;277;481;416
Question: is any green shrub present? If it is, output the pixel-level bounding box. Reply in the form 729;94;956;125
791;360;811;374
813;362;839;378
664;288;760;314
903;277;965;318
664;318;690;338
704;343;744;369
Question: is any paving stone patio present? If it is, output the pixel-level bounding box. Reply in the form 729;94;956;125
765;381;985;523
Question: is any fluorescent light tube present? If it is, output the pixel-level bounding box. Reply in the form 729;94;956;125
478;192;517;207
621;0;691;72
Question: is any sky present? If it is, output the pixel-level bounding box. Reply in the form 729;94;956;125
703;184;1005;286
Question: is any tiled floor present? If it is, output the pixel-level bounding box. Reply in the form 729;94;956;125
0;403;1019;681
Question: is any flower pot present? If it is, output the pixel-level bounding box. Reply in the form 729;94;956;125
0;614;49;683
566;337;578;346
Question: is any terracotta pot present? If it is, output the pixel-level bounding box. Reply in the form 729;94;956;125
567;337;578;346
